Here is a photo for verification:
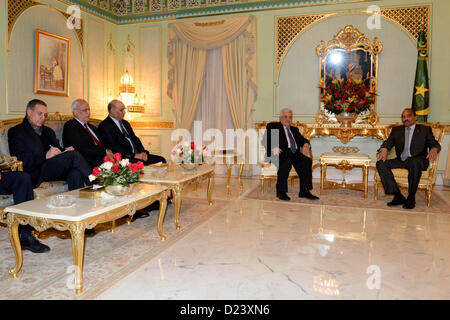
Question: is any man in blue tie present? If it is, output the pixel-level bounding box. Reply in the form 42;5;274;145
263;108;319;201
98;100;166;166
376;108;440;209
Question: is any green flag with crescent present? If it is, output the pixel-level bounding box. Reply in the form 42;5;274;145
412;30;430;122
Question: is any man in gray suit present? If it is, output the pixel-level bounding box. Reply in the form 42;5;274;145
376;108;441;209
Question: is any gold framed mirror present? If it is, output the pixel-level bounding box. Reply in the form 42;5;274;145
315;25;383;126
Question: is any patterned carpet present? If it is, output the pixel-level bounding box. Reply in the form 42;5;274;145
243;182;450;214
0;198;227;299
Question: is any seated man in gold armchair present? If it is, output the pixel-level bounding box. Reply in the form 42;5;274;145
376;108;441;209
262;108;319;201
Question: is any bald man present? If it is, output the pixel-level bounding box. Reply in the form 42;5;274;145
98;100;166;166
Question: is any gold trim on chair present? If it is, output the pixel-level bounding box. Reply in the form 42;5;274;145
373;122;446;207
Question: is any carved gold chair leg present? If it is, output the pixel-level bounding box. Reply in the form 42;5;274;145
374;179;379;200
426;188;432;208
260;177;265;194
226;164;232;195
238;164;244;187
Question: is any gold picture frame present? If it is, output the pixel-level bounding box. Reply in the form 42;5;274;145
316;25;383;126
34;29;70;97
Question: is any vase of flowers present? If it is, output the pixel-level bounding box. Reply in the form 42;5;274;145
171;141;211;170
89;153;144;196
321;69;376;127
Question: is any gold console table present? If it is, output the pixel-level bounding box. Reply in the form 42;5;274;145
255;122;391;144
300;123;391;144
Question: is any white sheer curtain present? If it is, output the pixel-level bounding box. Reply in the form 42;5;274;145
193;48;234;135
193;48;235;174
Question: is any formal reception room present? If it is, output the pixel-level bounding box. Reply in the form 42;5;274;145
0;0;449;301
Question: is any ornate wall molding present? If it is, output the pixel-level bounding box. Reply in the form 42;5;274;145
276;14;328;66
129;121;174;129
61;0;369;23
7;0;84;50
7;0;40;40
380;6;430;42
276;5;431;69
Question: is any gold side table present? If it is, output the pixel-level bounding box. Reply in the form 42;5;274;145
141;164;215;231
320;152;371;198
213;151;244;194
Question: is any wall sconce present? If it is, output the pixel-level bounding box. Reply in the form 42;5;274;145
108;69;145;114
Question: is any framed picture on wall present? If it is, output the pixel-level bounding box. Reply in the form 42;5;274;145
34;29;70;96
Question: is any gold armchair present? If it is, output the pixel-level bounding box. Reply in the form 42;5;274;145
374;122;446;207
256;121;319;193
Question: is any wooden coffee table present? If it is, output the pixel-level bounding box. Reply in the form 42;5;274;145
141;163;215;230
3;183;169;294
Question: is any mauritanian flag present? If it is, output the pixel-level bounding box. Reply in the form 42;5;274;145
411;30;430;122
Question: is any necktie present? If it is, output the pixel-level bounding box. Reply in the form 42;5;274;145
84;123;102;147
119;120;136;153
286;127;297;153
400;127;411;161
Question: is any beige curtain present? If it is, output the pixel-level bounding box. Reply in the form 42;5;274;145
167;16;256;130
167;40;207;129
222;32;256;131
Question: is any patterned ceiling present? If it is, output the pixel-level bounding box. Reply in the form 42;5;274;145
63;0;370;23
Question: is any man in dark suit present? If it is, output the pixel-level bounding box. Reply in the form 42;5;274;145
98;100;166;166
262;108;319;201
8;99;92;191
63;99;114;169
376;108;441;209
0;171;50;253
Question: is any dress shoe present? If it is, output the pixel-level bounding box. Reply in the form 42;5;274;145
299;189;319;200
403;194;416;210
19;231;50;253
387;192;406;207
276;192;290;201
134;211;150;219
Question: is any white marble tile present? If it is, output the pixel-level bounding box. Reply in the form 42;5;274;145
97;180;450;300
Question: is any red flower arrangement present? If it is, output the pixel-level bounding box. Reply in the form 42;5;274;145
88;153;144;187
321;70;376;115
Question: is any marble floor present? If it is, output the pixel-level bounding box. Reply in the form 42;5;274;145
96;176;450;300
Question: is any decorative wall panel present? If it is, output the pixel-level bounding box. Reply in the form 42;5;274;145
276;6;430;69
140;27;161;117
88;20;105;113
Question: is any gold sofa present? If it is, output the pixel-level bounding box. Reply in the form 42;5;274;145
374;122;446;207
0;113;102;216
256;121;319;193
